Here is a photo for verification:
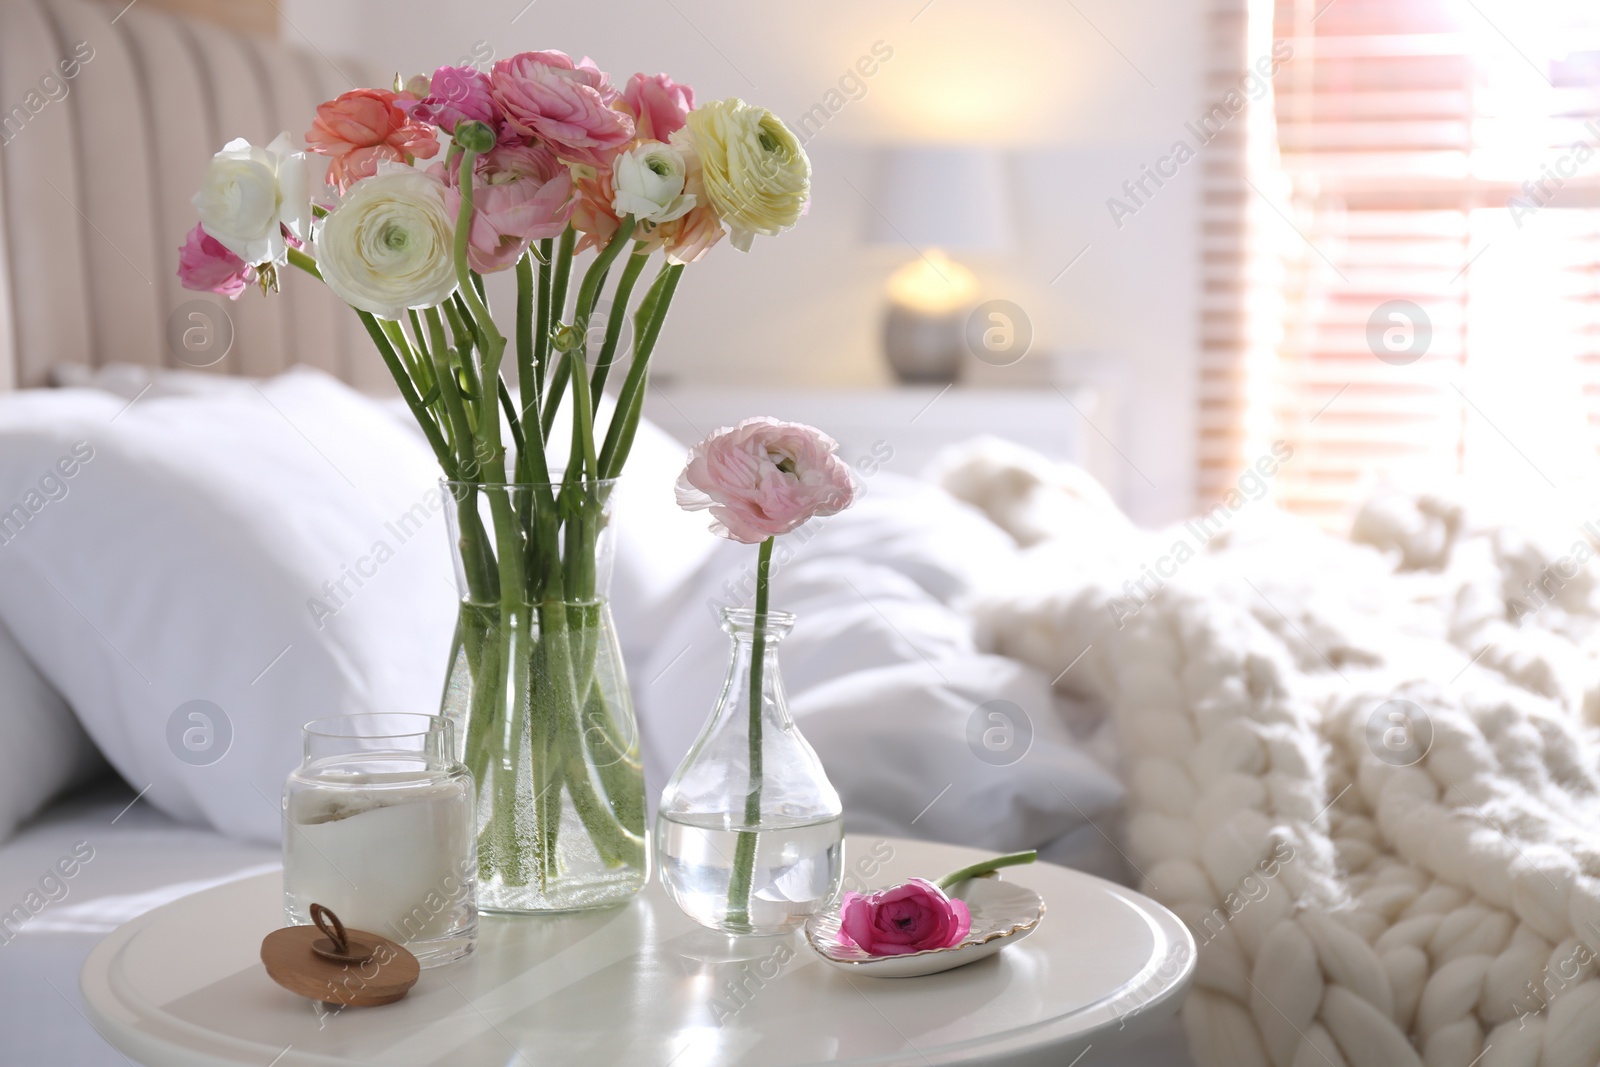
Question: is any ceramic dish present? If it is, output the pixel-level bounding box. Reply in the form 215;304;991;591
803;875;1045;977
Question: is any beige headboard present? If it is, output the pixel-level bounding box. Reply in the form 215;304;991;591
0;0;392;390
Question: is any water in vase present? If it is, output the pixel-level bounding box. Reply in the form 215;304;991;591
656;812;844;934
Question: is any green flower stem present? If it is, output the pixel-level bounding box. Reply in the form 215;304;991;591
423;308;475;470
590;246;649;411
353;310;456;479
598;263;682;479
933;851;1038;891
454;148;543;882
541;351;572;443
531;238;553;443
726;537;775;928
581;676;645;832
536;598;646;869
515;253;536;423
565;217;638;486
424;307;497;605
549;228;576;343
539;231;578;441
404;309;440;402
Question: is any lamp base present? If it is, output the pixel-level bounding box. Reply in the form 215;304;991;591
882;304;965;384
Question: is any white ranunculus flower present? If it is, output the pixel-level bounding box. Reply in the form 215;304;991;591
314;167;458;320
192;134;310;266
610;141;696;225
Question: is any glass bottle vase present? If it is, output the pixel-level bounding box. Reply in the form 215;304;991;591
440;479;648;912
657;607;844;935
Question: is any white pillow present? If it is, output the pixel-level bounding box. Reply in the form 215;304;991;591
0;368;457;842
0;616;104;841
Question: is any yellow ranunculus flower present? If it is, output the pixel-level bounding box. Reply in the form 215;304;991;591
680;99;810;252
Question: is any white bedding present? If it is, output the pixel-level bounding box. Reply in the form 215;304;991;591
0;781;277;1066
937;442;1600;1067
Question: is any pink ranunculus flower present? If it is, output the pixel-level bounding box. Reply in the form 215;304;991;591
838;878;973;956
432;143;573;273
676;417;856;544
621;72;694;142
306;88;440;192
490;51;635;168
177;223;256;299
408;65;500;135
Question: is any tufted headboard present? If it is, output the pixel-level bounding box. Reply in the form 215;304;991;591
0;0;392;391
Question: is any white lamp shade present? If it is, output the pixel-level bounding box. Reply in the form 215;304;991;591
865;145;1010;251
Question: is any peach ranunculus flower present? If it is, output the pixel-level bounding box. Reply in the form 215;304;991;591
432;143;573;274
676;418;855;544
307;88;440;193
569;161;621;254
620;72;694;142
571;146;723;263
490;51;634;169
658;141;724;265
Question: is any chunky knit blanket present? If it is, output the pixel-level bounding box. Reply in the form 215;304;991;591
937;440;1600;1067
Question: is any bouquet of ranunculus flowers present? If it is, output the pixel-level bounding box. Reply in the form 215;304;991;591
181;52;811;912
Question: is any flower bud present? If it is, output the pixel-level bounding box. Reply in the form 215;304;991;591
454;120;496;154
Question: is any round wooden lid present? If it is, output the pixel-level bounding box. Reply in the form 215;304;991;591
260;904;420;1007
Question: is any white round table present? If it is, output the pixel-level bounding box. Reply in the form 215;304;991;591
82;835;1194;1066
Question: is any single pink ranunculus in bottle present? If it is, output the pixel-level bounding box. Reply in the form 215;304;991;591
306;87;440;192
676;417;856;544
490;51;634;169
838;878;973;956
620;72;694;142
177;223;256;299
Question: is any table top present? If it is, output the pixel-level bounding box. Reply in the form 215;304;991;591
81;835;1194;1067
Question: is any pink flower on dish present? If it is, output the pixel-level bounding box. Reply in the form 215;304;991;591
838;879;973;956
490;51;634;168
408;65;500;135
177;223;255;299
306;88;440;192
621;72;694;142
432;143;573;273
676;417;855;544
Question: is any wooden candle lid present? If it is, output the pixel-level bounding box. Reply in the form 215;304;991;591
260;904;420;1007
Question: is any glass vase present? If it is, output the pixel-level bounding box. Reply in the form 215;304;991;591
441;479;647;912
657;607;844;935
282;713;476;968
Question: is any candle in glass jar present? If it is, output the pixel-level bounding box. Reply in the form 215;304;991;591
282;714;476;968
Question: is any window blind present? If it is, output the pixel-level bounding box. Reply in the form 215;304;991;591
1204;0;1600;524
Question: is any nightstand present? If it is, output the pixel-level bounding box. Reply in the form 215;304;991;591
81;835;1193;1066
643;385;1112;484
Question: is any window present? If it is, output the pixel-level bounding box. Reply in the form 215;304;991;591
1203;0;1600;525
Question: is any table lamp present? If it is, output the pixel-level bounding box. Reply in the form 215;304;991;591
866;145;1009;383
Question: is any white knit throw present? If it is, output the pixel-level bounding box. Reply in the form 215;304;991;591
937;441;1600;1067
